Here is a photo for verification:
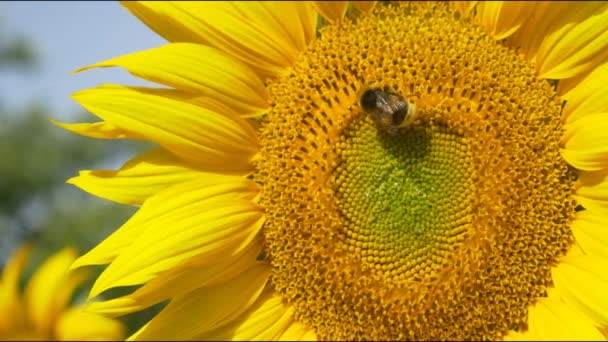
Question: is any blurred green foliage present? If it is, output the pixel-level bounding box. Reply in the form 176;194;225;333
0;37;37;70
0;29;159;335
0;32;137;263
0;104;145;268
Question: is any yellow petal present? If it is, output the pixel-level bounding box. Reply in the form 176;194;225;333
602;326;608;339
0;244;32;333
278;320;317;341
558;60;608;96
76;43;269;117
504;2;558;62
301;329;319;341
129;264;270;341
298;1;319;45
91;202;263;297
50;119;144;140
351;1;377;14
536;3;608;79
234;2;317;54
70;85;250;120
476;1;534;40
71;85;259;173
574;170;608;217
571;210;608;259
552;254;608;327
200;291;294;341
561;113;608;171
121;1;317;79
86;238;263;317
505;2;608;67
89;180;263;297
55;307;125;341
278;321;307;341
72;175;258;270
526;289;605;340
451;1;477;17
53;87;252;141
560;62;608;124
67;148;205;205
313;1;349;24
504;329;540;341
1;244;31;287
24;247;86;337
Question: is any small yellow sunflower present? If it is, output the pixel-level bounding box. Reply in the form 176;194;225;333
59;1;608;340
0;244;125;341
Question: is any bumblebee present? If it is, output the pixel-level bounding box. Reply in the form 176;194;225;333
360;88;417;134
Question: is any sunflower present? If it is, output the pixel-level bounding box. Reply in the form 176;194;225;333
0;244;125;340
58;1;608;340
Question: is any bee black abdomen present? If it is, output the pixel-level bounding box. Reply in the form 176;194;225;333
360;89;380;112
392;107;408;126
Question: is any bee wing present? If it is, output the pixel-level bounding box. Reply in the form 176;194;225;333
375;94;394;114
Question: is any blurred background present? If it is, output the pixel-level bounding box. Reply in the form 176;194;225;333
0;1;167;334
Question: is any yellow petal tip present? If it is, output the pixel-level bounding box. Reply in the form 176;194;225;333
70;67;84;75
71;63;103;75
48;117;73;130
69;255;90;271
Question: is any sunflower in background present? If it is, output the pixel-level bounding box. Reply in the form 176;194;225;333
57;1;608;340
0;244;125;340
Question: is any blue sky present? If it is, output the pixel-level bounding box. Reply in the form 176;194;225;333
0;1;164;120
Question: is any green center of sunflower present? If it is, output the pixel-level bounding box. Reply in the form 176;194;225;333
335;120;474;281
255;2;576;340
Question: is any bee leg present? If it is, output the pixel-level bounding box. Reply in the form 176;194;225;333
387;126;400;136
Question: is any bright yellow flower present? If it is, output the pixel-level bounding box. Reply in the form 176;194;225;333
59;1;608;340
0;244;125;340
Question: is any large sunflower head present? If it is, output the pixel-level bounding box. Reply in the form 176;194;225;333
0;244;125;341
59;1;608;340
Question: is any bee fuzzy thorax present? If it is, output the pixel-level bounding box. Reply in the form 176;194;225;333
360;88;417;134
